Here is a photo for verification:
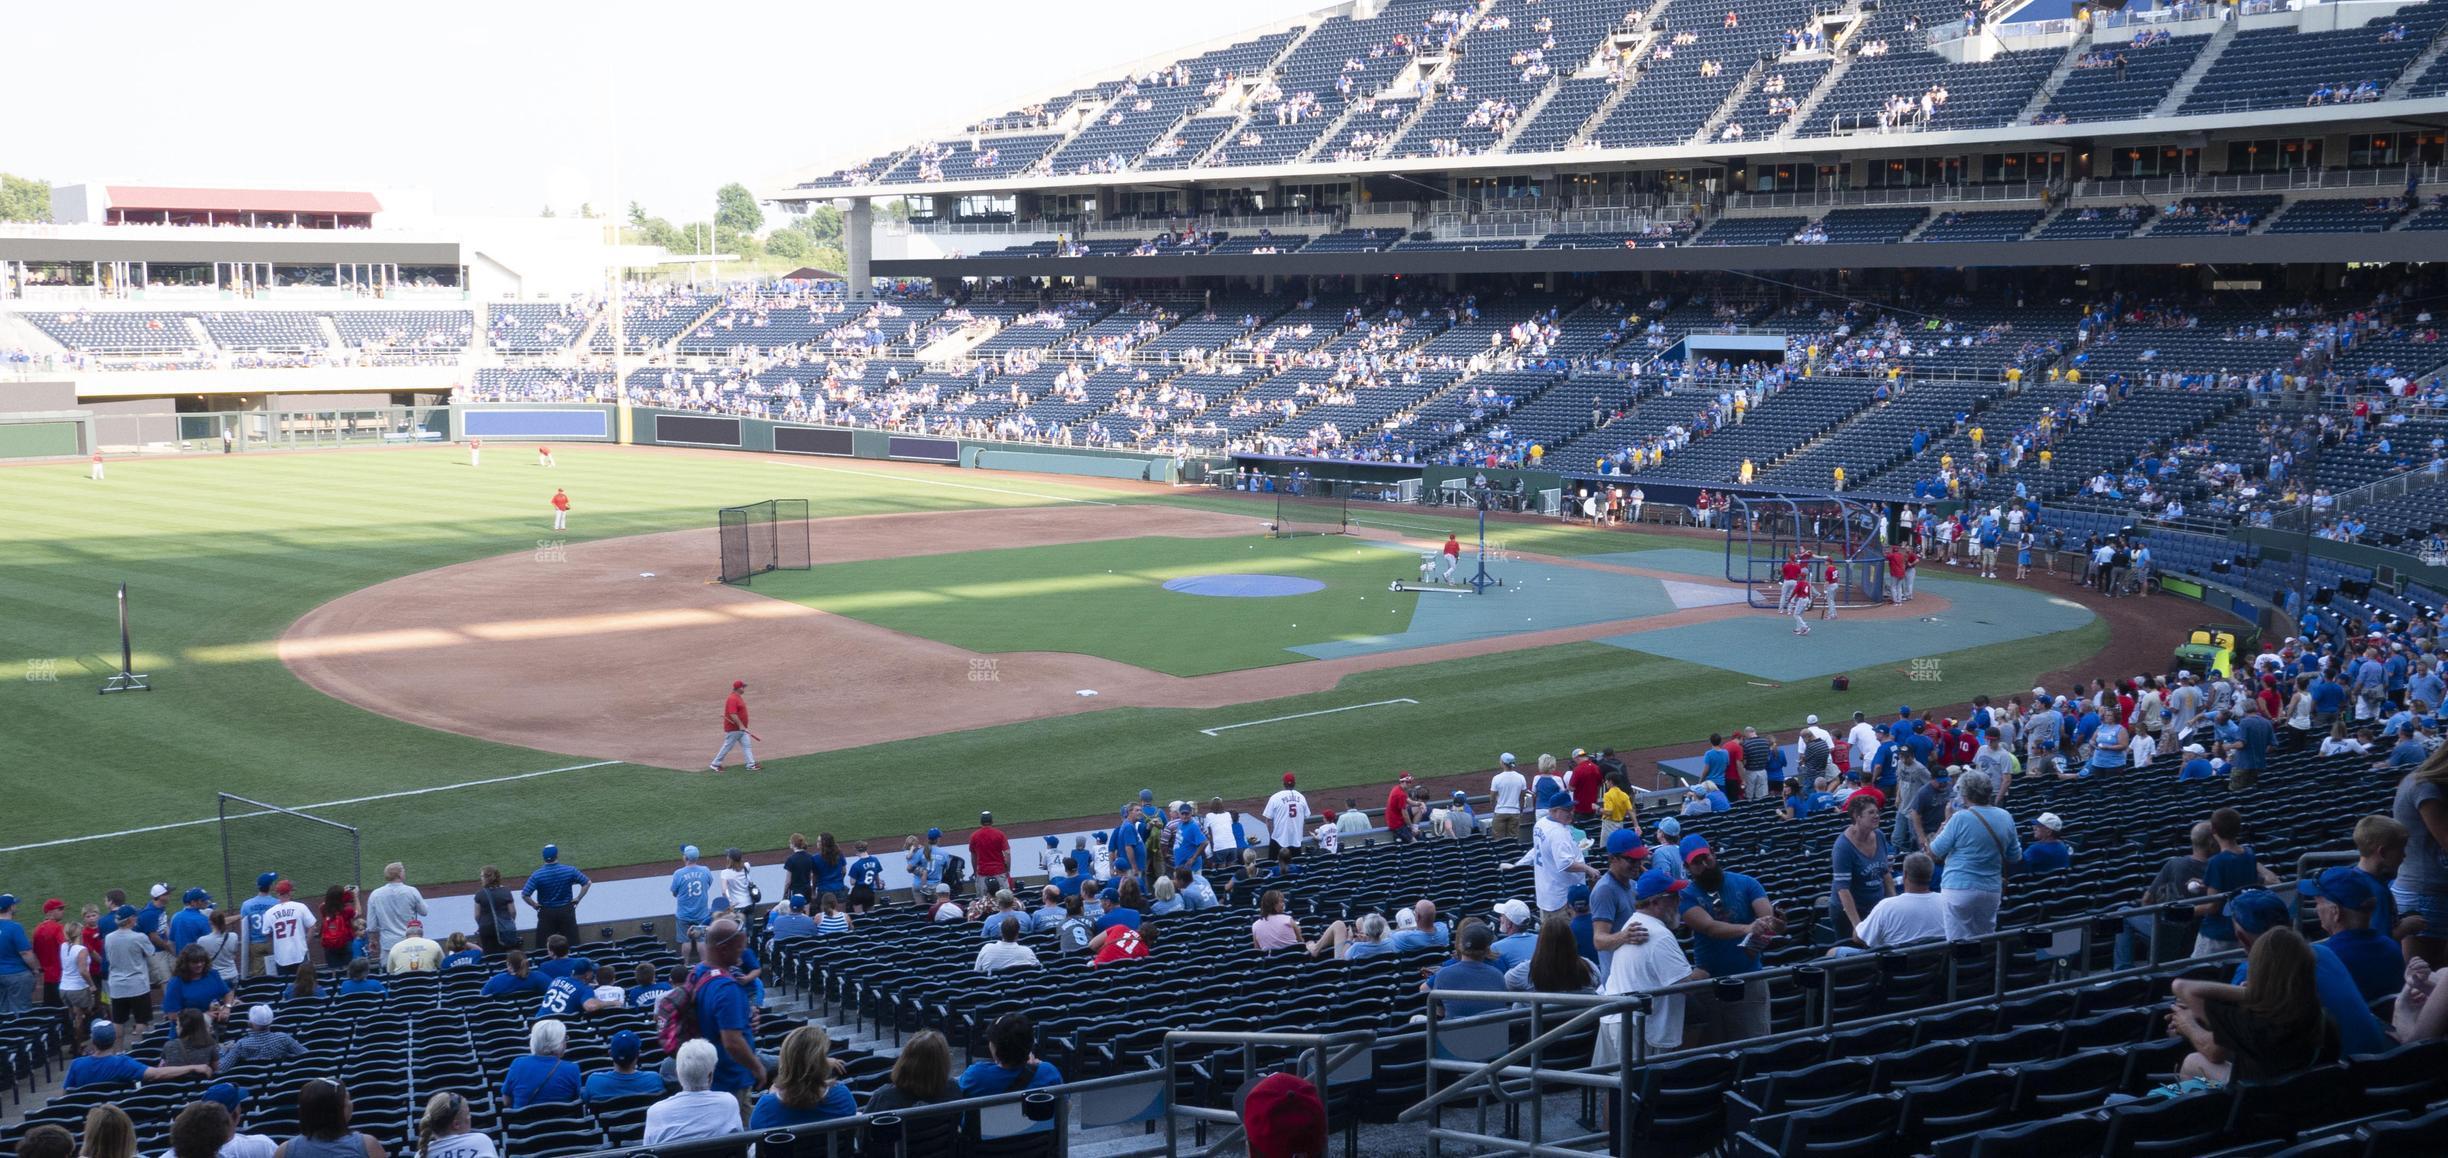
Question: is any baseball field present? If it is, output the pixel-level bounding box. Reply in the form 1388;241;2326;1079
1;444;2112;904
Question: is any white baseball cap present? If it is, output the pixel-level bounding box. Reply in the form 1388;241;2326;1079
1493;899;1533;927
1500;752;1516;764
149;883;170;899
1806;714;1820;725
2036;812;2064;832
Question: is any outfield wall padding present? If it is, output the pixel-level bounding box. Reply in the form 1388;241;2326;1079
967;448;1160;481
0;419;83;458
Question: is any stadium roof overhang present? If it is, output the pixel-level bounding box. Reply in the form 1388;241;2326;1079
875;232;2448;280
774;98;2448;204
103;186;384;215
0;236;462;264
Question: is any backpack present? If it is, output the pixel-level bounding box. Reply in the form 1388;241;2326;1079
941;854;968;892
656;967;723;1055
320;910;351;950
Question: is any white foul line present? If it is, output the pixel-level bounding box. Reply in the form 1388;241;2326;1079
774;461;1116;506
1200;698;1421;736
0;760;625;854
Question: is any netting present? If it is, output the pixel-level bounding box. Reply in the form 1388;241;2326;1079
219;793;358;970
1274;484;1351;536
1723;495;1889;609
718;499;812;584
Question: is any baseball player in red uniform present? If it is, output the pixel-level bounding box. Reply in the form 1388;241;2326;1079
550;488;570;531
1790;572;1814;636
1777;552;1803;614
468;437;483;467
537;445;554;468
709;679;761;772
1821;558;1841;620
1440;534;1461;583
89;450;104;481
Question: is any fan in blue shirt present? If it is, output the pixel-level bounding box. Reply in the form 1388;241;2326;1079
959;1015;1063;1097
1109;805;1150;878
670;847;715;929
1171;805;1208;868
2305;868;2405;1002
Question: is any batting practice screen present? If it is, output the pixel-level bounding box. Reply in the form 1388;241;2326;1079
718;498;813;584
1274;481;1352;537
218;793;358;975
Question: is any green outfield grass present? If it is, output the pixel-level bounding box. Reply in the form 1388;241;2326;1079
0;447;2105;907
754;534;1424;675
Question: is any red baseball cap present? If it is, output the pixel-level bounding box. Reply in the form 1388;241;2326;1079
43;898;64;913
273;881;293;895
732;680;747;690
1239;1072;1327;1158
1282;772;1297;786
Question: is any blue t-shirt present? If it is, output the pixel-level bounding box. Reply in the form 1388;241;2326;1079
1680;872;1770;976
750;1084;856;1128
1344;939;1401;961
534;976;593;1019
846;856;884;892
1172;819;1208;868
2310;680;2347;713
694;968;757;1091
161;972;230;1015
2177;758;2217;782
1093;907;1143;934
135;903;166;940
481;970;549;999
980;911;1021;940
2322;928;2403;1003
583;1069;667;1103
2199;850;2260;944
536;956;593;980
1571;914;1598;968
670;866;714;926
338;979;388;997
768;912;817;940
957;1059;1062;1098
2232;716;2274;770
2345;867;2399;936
2385;740;2431;768
0;919;30;975
239;895;278;944
443;949;486;970
1428;960;1510;1017
2234;944;2388;1057
814;854;847;897
169;908;213;952
2020;840;2072;875
1491;932;1540;972
626;983;672;1010
1389;923;1451;953
523;863;589;909
64;1054;149;1090
502;1055;582;1108
1701;748;1729;785
1110;823;1148;877
2088;724;2128;768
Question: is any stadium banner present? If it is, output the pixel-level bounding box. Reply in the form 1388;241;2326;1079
773;425;857;457
967;447;1163;481
459;406;613;440
0;418;85;459
653;413;745;447
887;434;959;463
2158;576;2205;600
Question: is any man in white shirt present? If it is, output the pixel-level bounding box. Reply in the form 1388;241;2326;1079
256;883;315;978
644;1041;746;1144
930;884;966;921
1263;773;1311;855
1203;799;1247;876
197;1082;280;1158
364;862;429;968
1489;754;1528;841
1312;813;1342;854
1525;788;1596;919
1846;711;1880;773
1829;853;1948;954
974;919;1041;973
1594;869;1703;1064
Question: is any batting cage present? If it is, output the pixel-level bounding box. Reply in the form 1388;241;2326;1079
718;498;813;584
1273;483;1352;537
1723;494;1889;609
218;793;358;975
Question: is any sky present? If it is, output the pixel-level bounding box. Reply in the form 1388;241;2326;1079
8;0;1323;224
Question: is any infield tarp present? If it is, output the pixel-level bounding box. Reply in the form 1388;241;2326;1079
1594;574;2096;681
1288;542;1683;660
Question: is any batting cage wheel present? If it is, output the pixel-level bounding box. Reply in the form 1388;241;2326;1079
717;498;812;584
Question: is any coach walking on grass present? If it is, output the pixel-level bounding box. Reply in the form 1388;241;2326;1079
709;680;761;772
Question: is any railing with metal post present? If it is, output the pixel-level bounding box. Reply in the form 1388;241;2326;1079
1159;1029;1374;1158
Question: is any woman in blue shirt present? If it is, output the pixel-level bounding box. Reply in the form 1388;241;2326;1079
335;958;387;997
957;1014;1062;1097
502;1020;583;1108
440;932;486;970
1830;795;1895;940
160;946;232;1019
749;1025;856;1127
1928;771;2021;939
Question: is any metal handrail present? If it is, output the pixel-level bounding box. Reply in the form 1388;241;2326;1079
1160;1029;1377;1158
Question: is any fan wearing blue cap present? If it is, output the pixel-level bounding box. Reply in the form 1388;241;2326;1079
1528;784;1597;919
669;846;714;950
166;887;215;954
1588;827;1657;978
2172;888;2388;1074
583;1029;665;1102
521;845;590;949
64;1019;211;1090
238;872;283;967
1591;868;1703;1064
905;830;951;906
200;1083;280;1155
767;895;818;942
1108;802;1150;882
2305;867;2399;1002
